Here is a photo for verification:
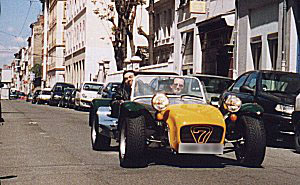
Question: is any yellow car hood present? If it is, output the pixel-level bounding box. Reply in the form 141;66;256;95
161;104;226;151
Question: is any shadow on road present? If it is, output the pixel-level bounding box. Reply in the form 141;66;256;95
145;148;258;169
267;133;295;150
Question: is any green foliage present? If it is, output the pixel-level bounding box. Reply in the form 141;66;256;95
30;63;42;78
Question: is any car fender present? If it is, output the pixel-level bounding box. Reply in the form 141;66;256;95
119;101;150;118
238;103;264;118
89;98;112;127
292;111;300;126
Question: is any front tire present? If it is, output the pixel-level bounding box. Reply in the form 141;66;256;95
91;118;111;151
294;123;300;153
119;116;146;168
234;115;266;167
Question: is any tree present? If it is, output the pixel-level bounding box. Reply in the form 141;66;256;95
93;0;145;71
30;63;42;78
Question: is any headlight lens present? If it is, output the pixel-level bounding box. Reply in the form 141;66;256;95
82;94;87;98
152;93;169;111
275;104;294;114
224;95;242;112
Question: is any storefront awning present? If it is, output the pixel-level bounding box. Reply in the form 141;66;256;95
196;12;235;32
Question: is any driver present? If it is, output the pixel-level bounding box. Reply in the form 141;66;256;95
169;77;185;94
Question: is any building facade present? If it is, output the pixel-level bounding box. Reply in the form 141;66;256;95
174;0;235;77
46;0;67;87
236;0;300;76
64;0;117;87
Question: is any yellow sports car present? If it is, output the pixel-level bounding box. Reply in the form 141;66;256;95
90;72;266;168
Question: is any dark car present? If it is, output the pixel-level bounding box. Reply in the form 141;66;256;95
58;88;75;108
9;91;19;100
220;70;300;138
49;82;75;106
98;82;122;98
32;90;41;104
292;93;300;153
18;92;26;100
67;89;77;108
192;74;234;106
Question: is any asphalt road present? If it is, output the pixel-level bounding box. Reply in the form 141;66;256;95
0;100;299;185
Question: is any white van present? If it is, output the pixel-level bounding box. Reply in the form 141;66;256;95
75;81;104;109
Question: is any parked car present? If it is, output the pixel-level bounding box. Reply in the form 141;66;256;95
191;74;234;106
67;89;77;108
98;82;122;98
49;83;75;106
18;92;26;100
292;93;300;153
58;88;75;107
9;91;19;100
89;72;266;168
26;93;33;102
37;88;52;104
31;90;41;104
75;81;104;110
220;70;300;139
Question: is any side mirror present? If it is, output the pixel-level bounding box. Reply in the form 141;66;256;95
240;85;254;94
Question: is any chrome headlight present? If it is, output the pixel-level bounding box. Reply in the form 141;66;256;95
275;104;294;114
152;93;169;111
224;95;242;112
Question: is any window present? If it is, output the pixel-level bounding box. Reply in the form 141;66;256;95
268;33;278;70
244;72;257;90
231;73;249;92
251;36;262;70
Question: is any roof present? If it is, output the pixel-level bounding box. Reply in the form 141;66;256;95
245;70;300;75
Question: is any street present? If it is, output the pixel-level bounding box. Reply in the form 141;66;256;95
0;100;299;185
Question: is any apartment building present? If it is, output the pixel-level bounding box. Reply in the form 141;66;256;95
153;0;175;66
236;0;300;75
64;0;116;87
174;0;235;77
46;0;67;87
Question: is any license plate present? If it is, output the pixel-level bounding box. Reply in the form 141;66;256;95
178;143;223;154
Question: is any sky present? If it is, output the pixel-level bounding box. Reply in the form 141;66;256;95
0;0;42;68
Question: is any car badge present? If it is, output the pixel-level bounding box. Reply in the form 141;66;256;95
190;126;213;143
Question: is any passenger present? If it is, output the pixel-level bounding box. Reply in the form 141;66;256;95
169;77;185;95
115;71;135;100
111;71;135;117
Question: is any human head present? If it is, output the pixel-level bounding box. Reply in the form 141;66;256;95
123;71;135;87
170;77;185;94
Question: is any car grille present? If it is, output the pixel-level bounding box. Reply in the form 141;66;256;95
180;125;224;143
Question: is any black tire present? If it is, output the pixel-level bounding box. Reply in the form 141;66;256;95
234;115;266;167
119;116;147;168
295;123;300;153
91;117;111;151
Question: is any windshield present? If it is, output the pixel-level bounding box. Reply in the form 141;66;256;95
197;76;233;94
41;91;51;95
133;75;206;101
261;73;300;94
83;83;103;91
